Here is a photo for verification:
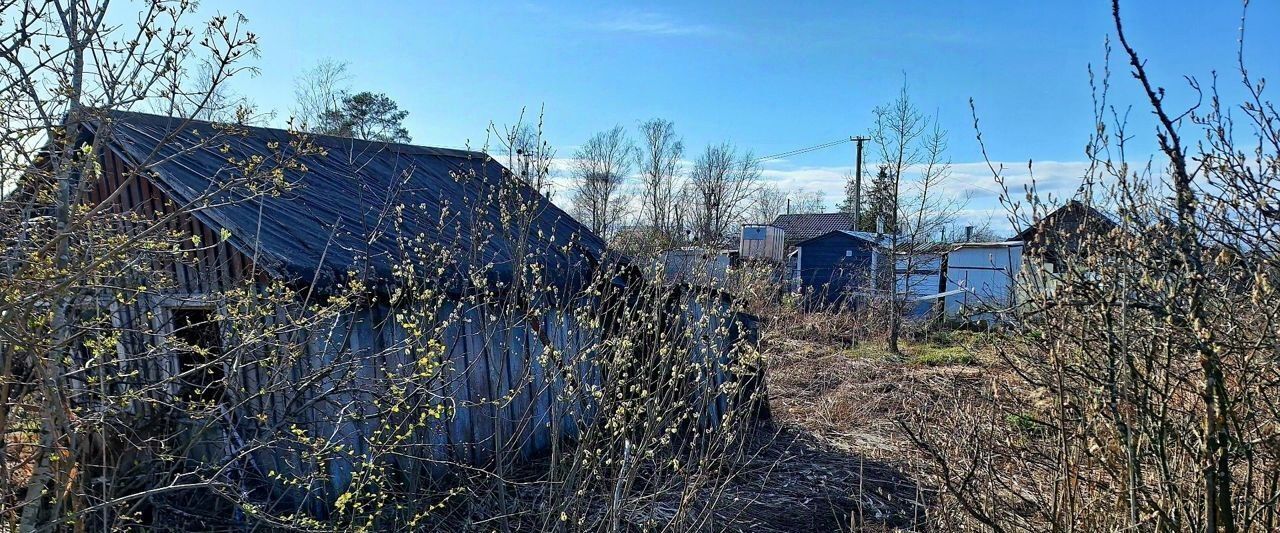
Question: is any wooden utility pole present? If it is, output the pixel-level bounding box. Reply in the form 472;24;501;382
851;136;869;230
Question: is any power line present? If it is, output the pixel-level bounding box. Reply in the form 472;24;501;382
752;137;852;164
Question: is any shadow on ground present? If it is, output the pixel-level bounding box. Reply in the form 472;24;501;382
484;424;929;532
705;425;929;532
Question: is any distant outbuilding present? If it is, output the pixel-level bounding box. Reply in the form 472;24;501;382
738;224;785;263
1015;200;1117;274
793;230;888;305
942;241;1025;320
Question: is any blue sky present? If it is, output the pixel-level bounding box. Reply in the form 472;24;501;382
197;0;1276;232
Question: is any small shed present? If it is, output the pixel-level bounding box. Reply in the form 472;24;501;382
943;241;1025;319
738;224;785;262
1014;200;1118;297
794;230;886;305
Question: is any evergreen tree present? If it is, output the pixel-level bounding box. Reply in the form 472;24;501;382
861;165;898;233
837;170;858;218
317;91;412;143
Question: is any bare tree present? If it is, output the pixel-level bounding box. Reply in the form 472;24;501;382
569;125;634;239
292;58;350;132
752;184;788;224
869;82;958;355
635;118;684;243
687;143;760;245
789;188;827;214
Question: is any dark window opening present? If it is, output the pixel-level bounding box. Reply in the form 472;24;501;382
68;306;115;393
172;308;225;404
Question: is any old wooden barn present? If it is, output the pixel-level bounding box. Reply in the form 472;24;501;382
26;111;757;516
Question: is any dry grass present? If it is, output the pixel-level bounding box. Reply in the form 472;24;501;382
488;428;927;532
759;312;1030;529
764;315;997;459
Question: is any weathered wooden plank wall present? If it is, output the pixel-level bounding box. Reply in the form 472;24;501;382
278;299;616;491
88;149;756;504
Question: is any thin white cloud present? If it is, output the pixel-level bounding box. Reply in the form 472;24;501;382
756;160;1094;233
587;9;728;38
543;156;1092;234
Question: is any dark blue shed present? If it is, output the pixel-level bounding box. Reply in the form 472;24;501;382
794;230;885;304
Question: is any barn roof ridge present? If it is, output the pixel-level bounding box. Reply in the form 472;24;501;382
102;109;488;160
87;110;608;293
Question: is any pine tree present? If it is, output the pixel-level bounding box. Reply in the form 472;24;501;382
317;91;412;143
861;165;897;233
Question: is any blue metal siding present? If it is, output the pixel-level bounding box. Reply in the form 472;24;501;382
798;233;875;302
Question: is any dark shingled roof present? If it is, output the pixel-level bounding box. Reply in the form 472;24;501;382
1013;200;1118;266
90;111;607;292
771;212;856;246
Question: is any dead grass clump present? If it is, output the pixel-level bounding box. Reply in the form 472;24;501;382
458;426;928;532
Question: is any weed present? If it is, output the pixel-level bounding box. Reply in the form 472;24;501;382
909;345;975;366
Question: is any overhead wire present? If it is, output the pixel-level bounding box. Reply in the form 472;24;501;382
752;137;852;164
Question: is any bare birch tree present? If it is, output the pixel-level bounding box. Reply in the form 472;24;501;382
569;125;634;238
687;143;760;245
869;83;957;355
635;118;684;244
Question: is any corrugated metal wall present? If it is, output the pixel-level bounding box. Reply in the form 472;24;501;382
944;244;1024;318
739;225;784;262
796;233;875;303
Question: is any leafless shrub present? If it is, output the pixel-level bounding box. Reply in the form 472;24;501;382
0;3;780;531
907;2;1280;531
